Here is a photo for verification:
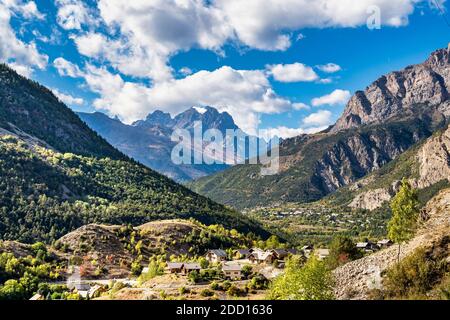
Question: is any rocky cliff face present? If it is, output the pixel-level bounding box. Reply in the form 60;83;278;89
344;123;450;211
332;45;450;132
191;46;450;209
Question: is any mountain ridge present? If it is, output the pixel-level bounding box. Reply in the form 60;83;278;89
78;106;244;182
189;45;450;209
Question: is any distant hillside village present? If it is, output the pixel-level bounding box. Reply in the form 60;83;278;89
144;240;393;281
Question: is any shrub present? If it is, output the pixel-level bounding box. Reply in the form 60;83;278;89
210;281;220;291
383;247;447;299
226;285;245;297
200;289;214;297
268;256;335;300
179;286;190;295
247;274;269;290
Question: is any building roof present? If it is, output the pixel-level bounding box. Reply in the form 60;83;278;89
377;239;393;245
208;249;227;257
250;250;275;261
30;293;44;300
271;249;289;256
222;264;243;272
183;263;201;270
356;242;371;248
317;249;330;256
167;262;184;269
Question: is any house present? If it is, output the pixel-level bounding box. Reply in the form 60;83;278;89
356;242;379;252
29;293;44;301
141;267;149;274
167;262;184;274
377;239;394;248
222;264;243;280
249;248;265;254
316;249;330;261
301;245;314;256
182;263;201;274
233;249;251;260
286;248;300;256
205;249;228;263
270;249;289;260
249;251;277;264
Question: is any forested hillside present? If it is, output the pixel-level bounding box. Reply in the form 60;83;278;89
0;64;269;243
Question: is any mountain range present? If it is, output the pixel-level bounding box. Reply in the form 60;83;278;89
189;45;450;210
78;106;245;182
0;63;269;243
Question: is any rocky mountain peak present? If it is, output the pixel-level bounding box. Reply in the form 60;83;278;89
332;45;450;132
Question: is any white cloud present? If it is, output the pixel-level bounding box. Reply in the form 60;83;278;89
51;88;84;106
53;57;83;78
83;0;234;82
268;63;319;83
215;0;422;50
64;0;432;83
312;89;351;107
0;1;48;74
179;67;193;76
302;110;333;127
55;0;95;30
292;102;310;110
56;60;298;135
261;123;331;139
318;78;333;84
317;63;342;73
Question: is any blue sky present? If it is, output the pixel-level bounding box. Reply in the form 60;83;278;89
1;0;449;137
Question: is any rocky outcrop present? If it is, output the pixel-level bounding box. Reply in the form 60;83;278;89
332;45;450;132
416;125;450;188
313;120;432;194
349;188;392;211
347;124;450;211
334;188;450;300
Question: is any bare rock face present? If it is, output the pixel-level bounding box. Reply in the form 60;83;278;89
349;188;392;211
416;125;450;188
332;46;450;132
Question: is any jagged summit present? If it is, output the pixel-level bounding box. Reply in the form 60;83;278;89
133;106;239;134
332;45;450;132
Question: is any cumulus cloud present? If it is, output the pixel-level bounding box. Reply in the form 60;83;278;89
53;57;83;77
215;0;423;50
302;110;333;127
317;63;342;73
0;1;48;74
55;0;95;30
62;0;433;83
312;89;351;107
293;102;310;110
56;60;297;134
51;88;84;106
268;63;319;82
